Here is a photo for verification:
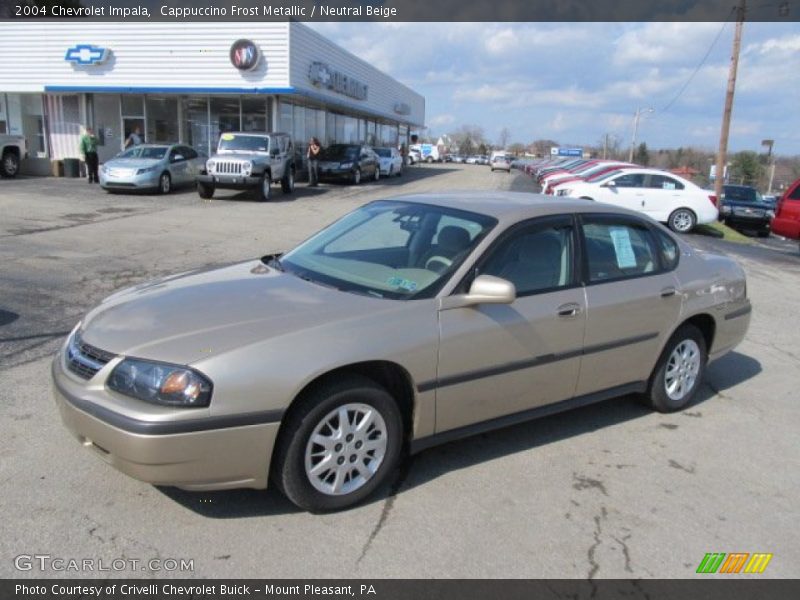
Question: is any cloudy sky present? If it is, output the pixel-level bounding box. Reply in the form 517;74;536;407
309;22;800;155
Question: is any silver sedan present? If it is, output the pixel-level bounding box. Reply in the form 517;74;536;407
52;193;751;511
100;144;206;194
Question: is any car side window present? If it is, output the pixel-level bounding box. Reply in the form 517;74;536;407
168;148;180;162
611;173;645;188
648;174;684;190
182;146;198;160
582;218;658;282
789;185;800;201
479;219;574;296
655;229;680;270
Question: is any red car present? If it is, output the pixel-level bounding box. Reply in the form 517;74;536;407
771;177;800;240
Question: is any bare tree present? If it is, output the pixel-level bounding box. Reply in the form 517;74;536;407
497;128;511;150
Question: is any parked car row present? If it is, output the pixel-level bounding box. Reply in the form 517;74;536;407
517;157;718;233
97;134;405;200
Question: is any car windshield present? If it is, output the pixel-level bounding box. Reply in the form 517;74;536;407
320;145;359;161
278;200;497;300
724;186;764;204
374;148;392;158
218;134;269;152
117;146;168;160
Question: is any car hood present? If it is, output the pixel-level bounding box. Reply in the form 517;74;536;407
106;158;162;170
79;260;386;365
213;152;265;161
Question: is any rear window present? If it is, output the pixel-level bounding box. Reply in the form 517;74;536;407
723;186;763;203
374;148;391;158
320;145;358;161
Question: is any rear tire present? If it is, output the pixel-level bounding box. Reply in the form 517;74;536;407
668;208;697;233
281;168;294;194
642;324;707;413
272;375;403;512
255;173;272;202
197;181;214;199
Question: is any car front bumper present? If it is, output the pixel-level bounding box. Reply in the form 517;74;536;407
52;353;280;491
99;170;160;190
318;168;355;181
723;214;771;230
197;173;262;190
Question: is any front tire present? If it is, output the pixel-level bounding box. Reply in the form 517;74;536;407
272;375;403;512
1;150;20;178
158;172;171;194
255;173;272;202
642;324;707;413
668;208;697;233
197;181;214;199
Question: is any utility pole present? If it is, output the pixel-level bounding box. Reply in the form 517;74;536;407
628;107;654;163
714;0;746;203
762;139;776;195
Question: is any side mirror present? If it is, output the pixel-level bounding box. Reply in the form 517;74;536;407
439;275;516;310
171;154;184;163
270;148;280;157
603;180;616;187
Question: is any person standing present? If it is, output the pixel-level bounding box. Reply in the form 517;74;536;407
125;125;143;149
307;137;322;187
79;126;99;184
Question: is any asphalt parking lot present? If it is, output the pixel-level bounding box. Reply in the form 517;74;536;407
1;164;798;578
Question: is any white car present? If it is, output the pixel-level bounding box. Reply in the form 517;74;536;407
555;168;718;233
407;149;421;165
541;161;631;194
374;147;403;177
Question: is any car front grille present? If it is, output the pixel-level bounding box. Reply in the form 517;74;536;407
66;332;116;380
212;161;243;175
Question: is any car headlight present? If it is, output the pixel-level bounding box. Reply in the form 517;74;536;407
241;161;252;176
100;165;108;173
766;210;775;219
136;166;158;175
107;358;212;408
206;159;216;172
339;162;353;169
721;205;731;214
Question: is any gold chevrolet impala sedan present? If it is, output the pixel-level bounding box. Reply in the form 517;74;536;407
53;193;751;511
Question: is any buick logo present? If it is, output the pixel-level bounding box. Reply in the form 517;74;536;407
229;39;261;71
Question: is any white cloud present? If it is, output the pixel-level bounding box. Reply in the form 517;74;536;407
429;113;456;127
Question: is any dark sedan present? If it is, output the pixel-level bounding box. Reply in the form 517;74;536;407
318;144;380;185
719;185;774;237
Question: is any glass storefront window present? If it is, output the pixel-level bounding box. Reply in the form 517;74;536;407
121;95;144;118
145;96;178;143
0;94;7;134
181;96;209;155
279;101;292;135
7;93;47;156
242;97;268;132
210;97;241;149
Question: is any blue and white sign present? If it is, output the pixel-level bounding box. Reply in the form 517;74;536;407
555;147;583;157
64;44;110;66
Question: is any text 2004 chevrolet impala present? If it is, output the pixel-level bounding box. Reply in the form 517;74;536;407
52;193;751;511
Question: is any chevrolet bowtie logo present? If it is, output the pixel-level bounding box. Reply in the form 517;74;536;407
64;44;109;66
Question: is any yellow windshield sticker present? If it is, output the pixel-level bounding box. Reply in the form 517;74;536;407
221;133;235;141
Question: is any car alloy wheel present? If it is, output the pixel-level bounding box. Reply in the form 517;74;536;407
304;403;388;496
159;172;171;194
669;209;696;233
664;339;701;401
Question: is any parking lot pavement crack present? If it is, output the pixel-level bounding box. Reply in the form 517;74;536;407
668;459;696;474
587;506;607;582
0;209;162;239
356;456;414;565
612;531;633;573
572;473;608;496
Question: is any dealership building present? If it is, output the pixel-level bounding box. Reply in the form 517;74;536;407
0;22;425;175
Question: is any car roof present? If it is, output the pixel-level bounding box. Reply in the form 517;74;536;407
387;191;639;223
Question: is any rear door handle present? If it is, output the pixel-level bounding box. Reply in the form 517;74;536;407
557;303;582;317
660;287;677;298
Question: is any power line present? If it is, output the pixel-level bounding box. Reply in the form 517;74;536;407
658;9;736;115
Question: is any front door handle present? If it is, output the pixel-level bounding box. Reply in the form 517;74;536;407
660;287;677;298
557;303;582;317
